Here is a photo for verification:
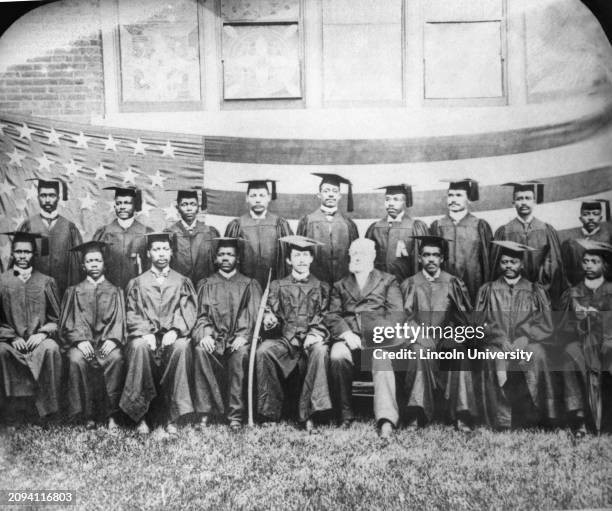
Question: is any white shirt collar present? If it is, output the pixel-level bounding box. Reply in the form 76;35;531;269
504;275;522;286
219;269;237;280
320;205;338;216
448;209;468;223
117;217;135;229
40;210;59;221
422;268;441;282
87;275;106;286
387;210;405;223
249;210;267;220
516;215;534;225
181;218;197;230
151;266;170;278
582;225;601;237
291;270;310;282
13;266;32;282
585;275;604;290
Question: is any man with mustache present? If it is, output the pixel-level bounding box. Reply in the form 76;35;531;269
366;184;429;283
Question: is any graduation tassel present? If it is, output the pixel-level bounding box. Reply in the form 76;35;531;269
347;183;354;213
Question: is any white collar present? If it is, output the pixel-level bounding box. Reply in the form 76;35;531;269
40;210;59;221
249;210;267;220
181;218;197;230
320;205;338;216
448;209;468;223
219;269;237;280
503;275;522;286
387;210;405;223
582;225;601;237
516;215;534;225
87;275;106;286
291;270;310;282
117;217;135;229
151;266;170;278
13;266;33;282
422;268;441;282
585;276;604;290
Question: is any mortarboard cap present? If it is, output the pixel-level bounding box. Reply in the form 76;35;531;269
492;240;536;258
312;173;354;212
579;198;611;221
440;178;479;202
70;240;109;256
279;235;325;251
103;186;142;212
238;179;277;200
145;232;173;249
501;181;544;204
26;178;68;201
375;184;413;208
213;237;243;249
2;231;48;256
576;239;612;258
173;187;208;210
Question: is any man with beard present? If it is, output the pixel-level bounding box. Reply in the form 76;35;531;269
59;240;125;431
93;187;153;290
18;178;82;297
325;238;404;438
192;238;262;430
429;179;492;302
256;235;332;431
562;199;612;286
225;180;293;289
475;240;557;430
0;232;62;422
400;235;475;431
365;184;429;283
120;233;197;436
297;174;359;285
165;188;220;285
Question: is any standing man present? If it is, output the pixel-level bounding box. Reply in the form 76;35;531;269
59;240;126;430
120;233;197;435
297;173;359;285
165;188;220;285
192;237;262;430
0;232;62;422
325;238;404;437
365;184;428;283
225;180;293;289
93;186;153;290
400;235;475;431
562;199;612;287
256;235;332;431
491;182;567;308
18;178;82;297
475;240;557;430
429;179;493;302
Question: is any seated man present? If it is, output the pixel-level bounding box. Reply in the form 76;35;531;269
325;238;404;438
192;238;262;430
400;235;475;431
560;240;612;436
257;235;332;431
475;240;557;430
0;232;61;423
120;233;197;436
59;241;126;431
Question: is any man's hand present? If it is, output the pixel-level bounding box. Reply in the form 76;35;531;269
143;334;157;351
26;333;47;351
77;340;95;359
575;304;588;320
341;331;362;351
11;337;27;353
303;333;323;350
512;337;529;351
162;330;178;347
230;336;248;352
263;312;278;331
199;335;216;354
100;340;117;358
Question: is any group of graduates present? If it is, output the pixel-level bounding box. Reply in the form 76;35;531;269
0;173;610;439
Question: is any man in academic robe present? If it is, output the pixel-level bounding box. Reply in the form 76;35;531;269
560;240;612;436
429;179;493;302
491;182;567;309
561;199;612;287
256;235;332;431
475;240;557;430
297;173;359;285
325;238;404;438
120;233;197;435
93;187;153;290
18;178;82;297
400;235;476;431
59;240;125;430
165;188;220;285
225;180;293;289
192;238;262;430
0;232;62;421
365;184;428;283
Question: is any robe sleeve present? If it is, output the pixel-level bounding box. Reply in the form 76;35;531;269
474;283;507;348
210;226;221;238
192;279;216;342
102;287;126;346
126;280;155;340
448;277;473;326
275;217;294;280
385;277;404;313
557;287;579;345
58;286;92;348
42;278;61;337
263;280;283;338
347;218;359;243
307;281;331;341
0;290;17;342
234;279;263;342
400;278;419;326
539;224;569;310
477;219;493;284
296;215;309;237
66;223;84;288
324;283;351;339
490;225;506;279
364;221;377;242
172;278;198;338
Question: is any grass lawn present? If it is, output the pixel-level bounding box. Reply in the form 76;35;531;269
1;421;611;510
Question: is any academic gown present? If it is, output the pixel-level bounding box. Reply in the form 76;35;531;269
474;277;557;428
561;224;612;287
225;213;293;290
120;269;197;424
324;269;404;425
0;270;62;417
256;274;331;422
365;215;429;283
165;220;220;285
297;209;359;285
18;215;83;297
59;278;126;420
191;272;262;422
93;219;153;290
492;217;567;309
400;271;475;423
429;213;493;302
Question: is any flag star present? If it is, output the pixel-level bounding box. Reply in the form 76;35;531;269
161;141;175;158
64;159;81;177
73;131;90;148
25;185;38;202
103;134;119;152
47;127;62;145
132;138;148;155
7;148;26;167
163;203;179;221
79;193;96;211
17;123;34;140
36;153;54;173
0;180;15;195
122;166;138;185
150;170;167;188
94;163;110;180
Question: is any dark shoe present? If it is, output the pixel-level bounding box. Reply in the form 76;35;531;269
229;420;242;431
455;419;472;433
380;421;394;439
405;418;418;431
574;422;587;439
